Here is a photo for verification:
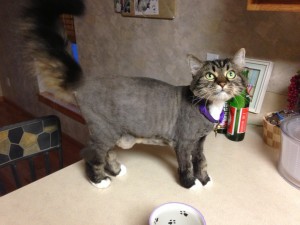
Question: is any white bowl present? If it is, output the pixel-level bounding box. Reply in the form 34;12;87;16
279;115;300;189
149;202;206;225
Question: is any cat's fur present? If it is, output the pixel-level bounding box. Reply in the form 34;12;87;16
22;0;247;189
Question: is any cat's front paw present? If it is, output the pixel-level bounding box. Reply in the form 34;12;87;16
189;179;202;190
200;176;213;189
179;173;197;189
180;177;197;189
190;177;213;190
199;175;211;186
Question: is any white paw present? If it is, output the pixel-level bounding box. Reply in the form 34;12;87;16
116;164;127;177
203;176;213;189
90;177;111;189
189;179;202;190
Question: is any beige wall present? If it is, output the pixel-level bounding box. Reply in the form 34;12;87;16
0;0;299;142
76;0;300;95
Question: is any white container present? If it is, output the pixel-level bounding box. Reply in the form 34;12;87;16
278;115;300;189
149;202;206;225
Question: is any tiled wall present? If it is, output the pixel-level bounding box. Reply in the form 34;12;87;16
0;0;300;143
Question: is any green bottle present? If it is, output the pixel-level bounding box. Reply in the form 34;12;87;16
226;90;250;141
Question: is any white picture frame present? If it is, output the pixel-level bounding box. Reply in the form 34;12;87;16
245;58;273;113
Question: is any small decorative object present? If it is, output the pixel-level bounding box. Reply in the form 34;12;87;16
149;202;206;225
287;71;300;111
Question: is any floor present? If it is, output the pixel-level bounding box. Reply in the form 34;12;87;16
0;99;83;195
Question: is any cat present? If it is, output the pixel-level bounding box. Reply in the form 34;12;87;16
22;0;247;189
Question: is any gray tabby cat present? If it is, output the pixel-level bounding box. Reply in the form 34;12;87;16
22;0;247;189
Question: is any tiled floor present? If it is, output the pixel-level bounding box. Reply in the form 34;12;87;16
0;99;83;195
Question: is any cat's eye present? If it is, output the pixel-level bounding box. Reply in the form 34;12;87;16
226;71;236;79
205;72;215;81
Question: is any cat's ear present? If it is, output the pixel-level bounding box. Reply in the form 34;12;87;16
232;48;246;67
187;54;204;76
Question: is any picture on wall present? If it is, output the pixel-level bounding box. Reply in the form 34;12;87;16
119;0;175;19
115;0;131;13
245;58;273;113
134;0;159;15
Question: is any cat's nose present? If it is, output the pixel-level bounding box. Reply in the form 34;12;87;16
219;83;226;88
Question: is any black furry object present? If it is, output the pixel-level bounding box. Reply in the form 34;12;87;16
22;0;85;88
24;0;85;17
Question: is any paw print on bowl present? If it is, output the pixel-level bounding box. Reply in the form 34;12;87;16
149;202;205;225
168;219;176;224
180;211;188;217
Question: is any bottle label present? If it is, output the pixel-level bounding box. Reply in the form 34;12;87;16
217;102;229;133
219;102;229;127
238;107;249;133
227;106;249;135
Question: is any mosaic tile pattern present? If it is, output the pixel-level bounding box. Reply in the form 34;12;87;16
0;116;61;166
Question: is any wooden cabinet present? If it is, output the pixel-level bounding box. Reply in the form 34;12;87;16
247;0;300;12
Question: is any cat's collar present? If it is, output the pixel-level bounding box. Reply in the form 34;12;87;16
199;101;224;123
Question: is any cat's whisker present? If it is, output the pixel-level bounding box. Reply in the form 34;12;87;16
191;91;211;107
203;93;214;106
192;96;201;105
191;96;199;106
197;94;210;106
193;98;203;107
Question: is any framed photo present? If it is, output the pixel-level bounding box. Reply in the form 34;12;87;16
121;0;176;19
134;0;159;15
245;58;273;113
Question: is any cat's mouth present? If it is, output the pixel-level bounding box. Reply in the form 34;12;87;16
214;90;232;101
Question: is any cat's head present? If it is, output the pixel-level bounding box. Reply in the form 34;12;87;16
187;48;248;102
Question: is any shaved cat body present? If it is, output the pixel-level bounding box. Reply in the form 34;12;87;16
22;0;247;189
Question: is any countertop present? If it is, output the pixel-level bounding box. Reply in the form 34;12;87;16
1;125;300;225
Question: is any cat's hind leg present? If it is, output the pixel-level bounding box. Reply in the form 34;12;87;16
82;139;115;189
105;149;127;177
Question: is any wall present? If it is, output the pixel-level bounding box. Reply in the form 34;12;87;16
0;0;299;142
76;0;300;95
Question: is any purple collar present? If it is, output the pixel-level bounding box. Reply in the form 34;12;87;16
199;102;225;123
